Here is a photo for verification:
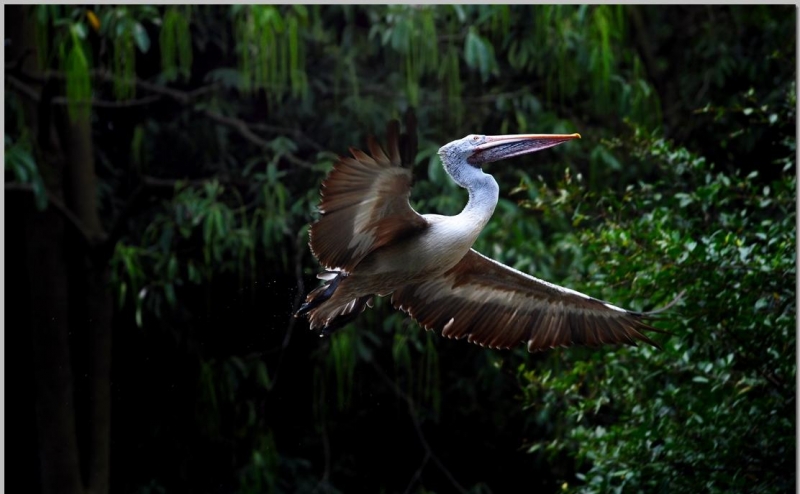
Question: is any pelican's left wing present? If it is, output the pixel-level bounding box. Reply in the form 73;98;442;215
391;249;667;352
310;113;428;273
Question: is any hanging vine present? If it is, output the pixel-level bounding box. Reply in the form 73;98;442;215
233;5;309;102
160;6;193;81
64;23;92;121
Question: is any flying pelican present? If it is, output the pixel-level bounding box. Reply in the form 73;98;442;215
296;113;669;352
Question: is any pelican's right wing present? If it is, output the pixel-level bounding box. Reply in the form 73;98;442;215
310;113;428;272
391;249;669;352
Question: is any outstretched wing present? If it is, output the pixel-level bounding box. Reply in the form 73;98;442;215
309;112;428;272
391;249;668;352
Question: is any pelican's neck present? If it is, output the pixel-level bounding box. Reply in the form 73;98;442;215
440;151;500;229
460;169;499;228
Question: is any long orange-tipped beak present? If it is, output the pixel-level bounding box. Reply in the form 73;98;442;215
469;133;581;164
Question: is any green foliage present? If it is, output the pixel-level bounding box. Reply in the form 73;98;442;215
112;25;136;100
464;25;498;83
110;180;262;326
160;6;193;81
517;106;795;492
233;5;309;100
5;133;47;210
328;329;357;411
196;356;278;493
392;323;443;418
239;431;280;493
33;6;94;121
100;7;159;99
34;6;160;106
63;24;92;121
371;6;443;107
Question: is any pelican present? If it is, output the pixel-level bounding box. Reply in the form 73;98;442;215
296;113;669;352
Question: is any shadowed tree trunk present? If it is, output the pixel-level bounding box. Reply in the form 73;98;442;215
25;206;85;494
56;101;113;494
7;5;84;491
7;6;112;494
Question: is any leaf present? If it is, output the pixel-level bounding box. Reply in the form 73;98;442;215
203;209;216;245
675;192;694;208
72;22;88;39
292;4;308;19
133;22;150;53
204;68;242;89
464;27;480;69
7;153;30;182
187;262;200;284
168;256;179;279
164;283;176;307
118;282;127;308
31;178;48;211
452;4;466;22
255;361;271;389
36;5;49;24
288;16;298;77
65;41;92;121
116;15;129;38
135;286;147;328
214;208;226;239
99;9;114;36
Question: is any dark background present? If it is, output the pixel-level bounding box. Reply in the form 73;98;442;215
5;5;796;494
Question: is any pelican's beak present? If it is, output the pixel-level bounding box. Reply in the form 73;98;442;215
469;133;581;165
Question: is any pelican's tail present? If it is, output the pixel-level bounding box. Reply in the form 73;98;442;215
295;272;373;336
295;272;343;318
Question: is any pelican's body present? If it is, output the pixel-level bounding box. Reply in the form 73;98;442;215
296;113;669;351
358;215;479;279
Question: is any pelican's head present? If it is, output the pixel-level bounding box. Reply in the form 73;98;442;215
439;132;581;167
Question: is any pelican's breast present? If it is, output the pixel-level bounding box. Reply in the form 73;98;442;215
353;214;482;282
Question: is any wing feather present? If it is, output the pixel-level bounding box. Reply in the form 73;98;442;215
309;114;428;272
386;120;401;165
391;249;667;352
367;135;390;166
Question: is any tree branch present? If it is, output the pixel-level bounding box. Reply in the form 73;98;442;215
98;174;260;262
7;74;163;108
12;66;327;176
250;122;327;153
263;228;307;391
7;67;217;104
403;451;431;494
140;174;252;190
6;182;100;245
9;67;320;258
192;109;316;169
9;67;320;169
